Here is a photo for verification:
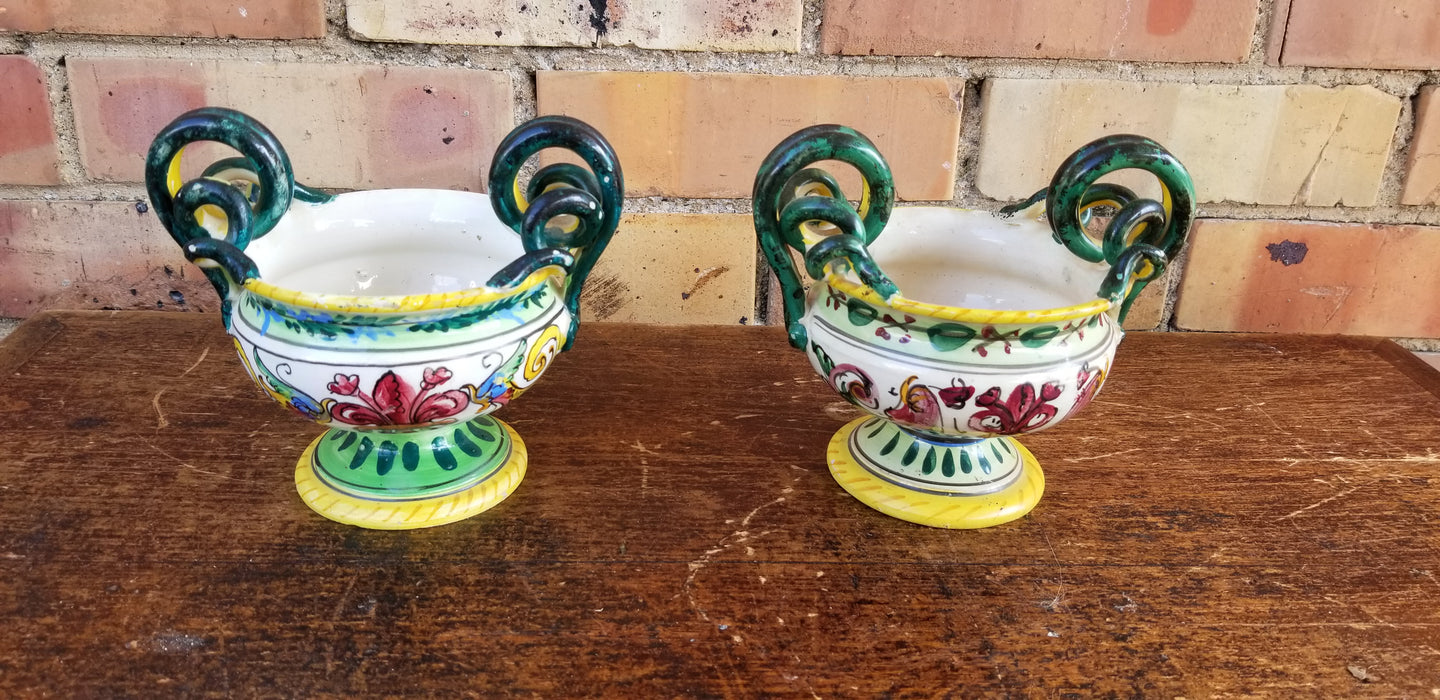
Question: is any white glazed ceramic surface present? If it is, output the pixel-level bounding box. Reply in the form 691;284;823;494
801;207;1121;439
244;190;528;297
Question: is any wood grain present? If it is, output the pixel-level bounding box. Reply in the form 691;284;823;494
2;311;1439;696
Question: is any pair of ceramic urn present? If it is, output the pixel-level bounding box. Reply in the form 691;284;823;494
146;107;1193;531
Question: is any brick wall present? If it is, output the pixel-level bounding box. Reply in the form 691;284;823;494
2;0;1439;344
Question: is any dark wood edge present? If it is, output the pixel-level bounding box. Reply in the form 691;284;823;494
0;312;67;376
1372;338;1440;400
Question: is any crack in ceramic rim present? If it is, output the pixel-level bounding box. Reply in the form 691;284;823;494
846;421;1024;496
234;302;567;364
810;315;1119;374
309;436;513;501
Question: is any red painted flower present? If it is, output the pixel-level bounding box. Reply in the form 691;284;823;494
327;366;470;427
938;382;975;409
967;382;1063;435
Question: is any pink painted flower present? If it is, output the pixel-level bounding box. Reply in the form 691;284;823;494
422;366;453;389
328;373;360;396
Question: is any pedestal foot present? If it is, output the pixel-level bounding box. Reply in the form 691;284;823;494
294;416;526;530
826;417;1044;529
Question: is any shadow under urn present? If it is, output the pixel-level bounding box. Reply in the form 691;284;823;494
145;107;623;529
753;126;1194;529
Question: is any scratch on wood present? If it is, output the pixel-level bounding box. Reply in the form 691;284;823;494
631;440;661;456
152;388;169;429
1249;400;1287;434
182;347;210;376
683;494;788;624
154;347;211;430
1274;486;1361;521
142;438;242;481
1063;447;1142;463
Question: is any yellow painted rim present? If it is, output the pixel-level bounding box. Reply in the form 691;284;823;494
826;418;1044;529
244;269;561;314
826;273;1111;325
294;422;528;530
800;213;1113;324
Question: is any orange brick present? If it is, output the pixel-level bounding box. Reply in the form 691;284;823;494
1402;86;1440;206
1281;0;1440;69
0;0;325;38
68;59;512;191
1174;219;1440;337
582;214;756;325
349;0;802;51
0;56;60;185
822;0;1259;62
978;79;1402;207
537;71;962;200
0;201;208;317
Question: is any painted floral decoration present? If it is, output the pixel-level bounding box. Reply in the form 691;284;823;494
938;381;975;410
1071;364;1105;415
967;382;1063;435
829;363;880;410
327;366;470;427
885;376;942;430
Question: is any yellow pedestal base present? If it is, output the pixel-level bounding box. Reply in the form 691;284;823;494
826;418;1044;529
294;422;527;530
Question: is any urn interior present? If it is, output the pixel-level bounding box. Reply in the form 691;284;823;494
242;189;528;297
854;207;1111;312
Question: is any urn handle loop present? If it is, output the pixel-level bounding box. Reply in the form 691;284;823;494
489;116;624;351
781;196;899;300
753;125;897;348
1037;134;1195;324
144;107;312;327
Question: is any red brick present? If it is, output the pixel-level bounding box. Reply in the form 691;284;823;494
0;56;60;185
0;0;325;39
822;0;1260;62
537;71;962;200
68;59;513;191
1281;0;1440;69
0;201;207;317
1402;86;1440;206
1174;219;1440;337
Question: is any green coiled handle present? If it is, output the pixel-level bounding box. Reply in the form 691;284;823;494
1035;134;1195;323
753;125;897;349
144;107;327;328
488;115;624;351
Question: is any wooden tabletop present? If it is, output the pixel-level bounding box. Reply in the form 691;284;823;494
2;311;1439;697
